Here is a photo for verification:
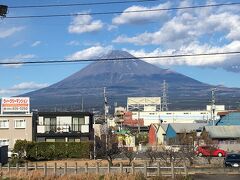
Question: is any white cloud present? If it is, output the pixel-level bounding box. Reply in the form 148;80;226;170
1;54;36;68
113;2;240;47
31;41;41;47
12;82;49;90
0;82;49;97
112;2;171;25
66;46;113;60
0;26;25;38
66;40;80;46
127;40;240;70
68;14;103;34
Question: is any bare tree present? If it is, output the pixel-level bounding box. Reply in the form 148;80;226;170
177;131;197;166
122;148;136;165
96;134;120;166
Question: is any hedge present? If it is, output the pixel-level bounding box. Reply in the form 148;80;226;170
14;140;92;161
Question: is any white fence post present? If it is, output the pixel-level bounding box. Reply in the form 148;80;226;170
144;161;147;177
85;162;88;174
96;162;99;174
184;162;188;177
171;161;174;179
75;162;78;174
25;162;28;175
44;163;47;176
157;162;161;176
64;162;67;175
120;162;123;173
107;162;111;174
131;163;135;174
54;162;57;176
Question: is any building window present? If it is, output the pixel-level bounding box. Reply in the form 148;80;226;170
72;117;85;132
0;139;9;146
0;120;9;128
44;117;56;132
15;119;26;129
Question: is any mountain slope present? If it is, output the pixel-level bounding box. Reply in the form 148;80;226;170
24;50;240;111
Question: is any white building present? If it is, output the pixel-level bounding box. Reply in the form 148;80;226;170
127;97;225;126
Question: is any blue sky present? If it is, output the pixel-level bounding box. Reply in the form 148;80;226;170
1;0;240;97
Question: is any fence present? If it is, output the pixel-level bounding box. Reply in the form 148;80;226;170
0;162;185;178
1;162;240;178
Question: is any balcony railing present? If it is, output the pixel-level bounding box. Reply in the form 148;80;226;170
37;124;89;134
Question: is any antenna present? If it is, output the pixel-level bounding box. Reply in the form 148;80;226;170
162;80;168;111
211;88;216;125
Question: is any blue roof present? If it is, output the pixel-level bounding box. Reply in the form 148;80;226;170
216;112;240;126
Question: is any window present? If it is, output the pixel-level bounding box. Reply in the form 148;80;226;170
0;139;9;146
44;117;56;132
15;119;26;128
0;120;9;128
72;117;85;132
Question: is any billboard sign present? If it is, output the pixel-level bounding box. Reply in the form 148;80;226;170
1;97;30;114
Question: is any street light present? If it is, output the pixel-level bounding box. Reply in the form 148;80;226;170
0;5;8;17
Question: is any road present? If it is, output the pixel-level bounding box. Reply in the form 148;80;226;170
193;174;240;180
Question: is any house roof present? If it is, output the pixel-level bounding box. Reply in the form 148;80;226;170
161;124;168;132
169;123;207;133
205;126;240;138
149;123;168;133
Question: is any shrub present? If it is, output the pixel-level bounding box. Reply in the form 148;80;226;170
13;140;92;161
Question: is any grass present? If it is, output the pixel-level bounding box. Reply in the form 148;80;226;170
0;171;192;180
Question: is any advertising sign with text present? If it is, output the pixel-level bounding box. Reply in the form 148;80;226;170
1;97;30;114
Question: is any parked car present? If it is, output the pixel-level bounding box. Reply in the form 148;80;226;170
224;153;240;167
195;145;226;157
8;151;18;159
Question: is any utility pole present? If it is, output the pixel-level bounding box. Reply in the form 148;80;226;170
162;80;168;111
211;88;216;126
81;96;84;112
93;111;96;160
104;87;109;152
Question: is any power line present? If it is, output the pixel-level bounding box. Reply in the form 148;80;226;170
9;0;158;9
6;2;240;19
0;51;240;65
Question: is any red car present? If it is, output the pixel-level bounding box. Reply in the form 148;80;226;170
195;146;226;157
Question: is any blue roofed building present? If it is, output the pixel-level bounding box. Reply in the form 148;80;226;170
165;123;207;144
216;112;240;126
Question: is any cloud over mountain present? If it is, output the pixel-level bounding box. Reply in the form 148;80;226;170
66;46;112;60
0;82;48;97
113;1;240;72
68;14;103;34
112;2;170;25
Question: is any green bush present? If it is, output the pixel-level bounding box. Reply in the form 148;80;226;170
13;140;92;161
